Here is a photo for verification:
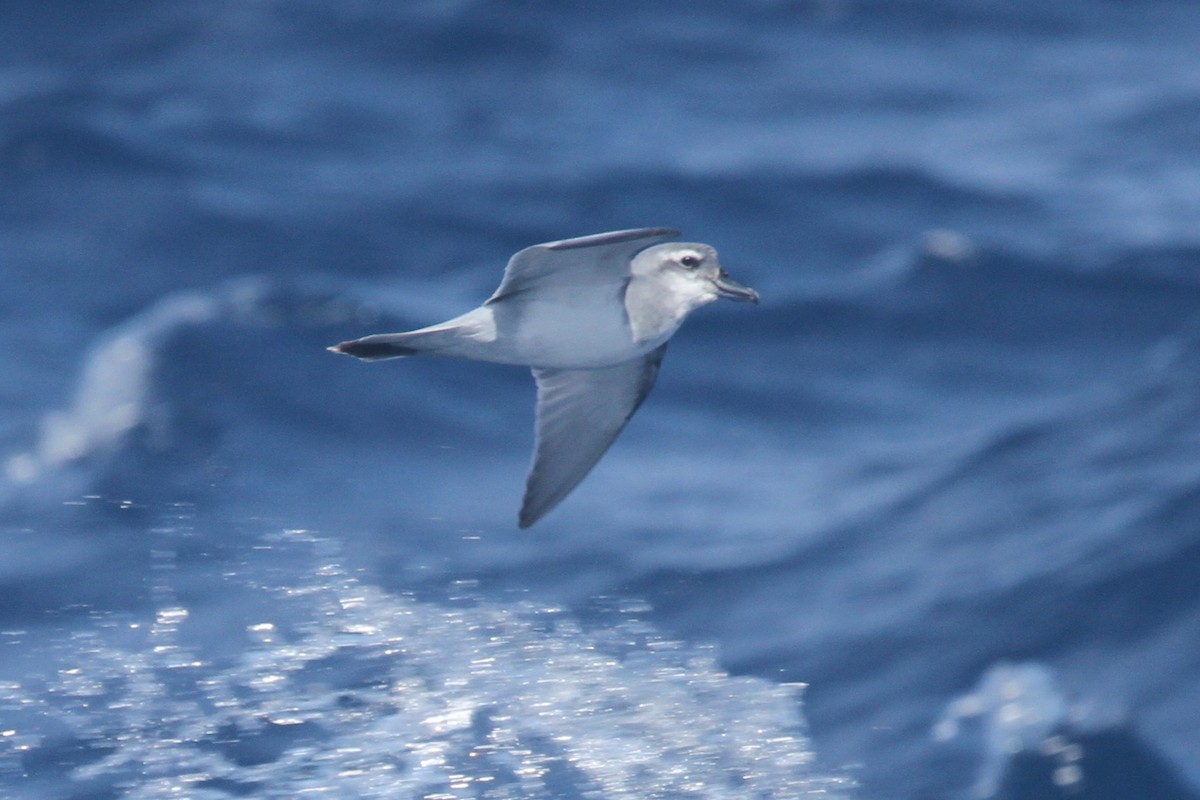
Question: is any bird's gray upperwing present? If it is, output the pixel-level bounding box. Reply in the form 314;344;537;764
488;228;679;304
519;344;668;528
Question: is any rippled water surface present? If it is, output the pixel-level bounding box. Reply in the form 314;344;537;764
4;3;1200;798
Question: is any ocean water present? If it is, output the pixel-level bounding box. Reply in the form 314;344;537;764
3;2;1200;798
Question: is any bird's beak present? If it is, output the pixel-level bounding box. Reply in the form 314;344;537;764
713;270;760;303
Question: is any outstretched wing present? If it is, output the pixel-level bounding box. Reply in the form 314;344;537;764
488;228;679;304
519;344;668;528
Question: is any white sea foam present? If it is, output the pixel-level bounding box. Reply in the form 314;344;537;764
0;530;848;799
934;661;1107;798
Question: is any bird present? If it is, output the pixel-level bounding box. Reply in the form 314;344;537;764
329;228;759;528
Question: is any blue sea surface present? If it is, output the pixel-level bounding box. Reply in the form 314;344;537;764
3;2;1200;798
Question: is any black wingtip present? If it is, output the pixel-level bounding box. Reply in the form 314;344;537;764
517;503;541;529
518;497;554;529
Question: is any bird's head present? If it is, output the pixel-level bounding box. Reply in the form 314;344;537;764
632;243;760;309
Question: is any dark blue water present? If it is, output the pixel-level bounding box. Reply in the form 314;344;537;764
3;2;1200;798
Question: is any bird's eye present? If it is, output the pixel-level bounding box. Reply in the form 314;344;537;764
680;255;700;269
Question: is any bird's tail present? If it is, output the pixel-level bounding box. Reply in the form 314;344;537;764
328;327;463;361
